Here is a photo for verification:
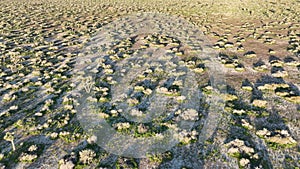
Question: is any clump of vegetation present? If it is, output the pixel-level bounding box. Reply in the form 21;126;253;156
3;132;15;151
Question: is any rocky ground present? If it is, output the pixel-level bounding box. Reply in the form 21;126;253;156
0;0;299;169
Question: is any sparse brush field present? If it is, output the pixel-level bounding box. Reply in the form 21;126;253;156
0;0;299;168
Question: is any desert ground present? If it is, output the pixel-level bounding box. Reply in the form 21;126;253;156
0;0;299;168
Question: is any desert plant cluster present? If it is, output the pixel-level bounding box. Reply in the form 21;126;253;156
0;0;299;168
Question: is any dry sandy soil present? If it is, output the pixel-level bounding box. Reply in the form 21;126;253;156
0;0;299;169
